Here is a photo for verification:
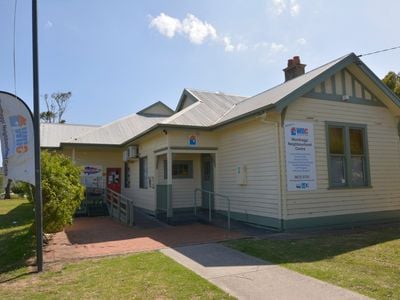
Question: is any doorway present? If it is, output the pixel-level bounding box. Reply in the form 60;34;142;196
201;154;214;209
106;168;121;193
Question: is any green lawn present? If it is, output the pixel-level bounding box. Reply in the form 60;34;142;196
0;198;35;282
0;252;231;299
0;199;231;299
226;225;400;299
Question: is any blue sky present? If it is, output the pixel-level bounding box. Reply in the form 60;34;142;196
0;0;399;125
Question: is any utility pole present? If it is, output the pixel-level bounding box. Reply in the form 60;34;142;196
32;0;43;272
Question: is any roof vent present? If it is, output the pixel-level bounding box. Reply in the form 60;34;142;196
283;56;306;82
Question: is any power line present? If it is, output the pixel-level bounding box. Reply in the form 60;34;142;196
13;0;18;97
358;45;400;58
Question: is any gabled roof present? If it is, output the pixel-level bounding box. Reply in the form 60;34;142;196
217;53;400;125
161;89;247;127
62;113;165;146
137;101;174;117
47;52;400;148
40;123;99;148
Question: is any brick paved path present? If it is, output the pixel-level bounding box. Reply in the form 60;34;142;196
44;217;243;263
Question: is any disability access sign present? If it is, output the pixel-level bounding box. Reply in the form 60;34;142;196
0;92;35;186
284;121;317;191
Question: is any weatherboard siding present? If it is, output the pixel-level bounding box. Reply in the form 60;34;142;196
63;147;123;173
122;134;167;213
215;119;280;220
157;153;201;209
283;97;400;220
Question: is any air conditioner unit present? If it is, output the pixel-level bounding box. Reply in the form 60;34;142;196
127;146;138;159
122;150;129;162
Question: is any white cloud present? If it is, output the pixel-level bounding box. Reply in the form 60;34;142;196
150;13;240;52
182;14;217;44
290;0;300;16
296;37;307;45
149;12;286;56
149;13;182;38
236;43;249;51
222;37;235;52
270;0;300;16
271;0;287;15
269;42;287;53
45;20;53;29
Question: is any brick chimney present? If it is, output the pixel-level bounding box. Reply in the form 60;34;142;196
283;56;306;82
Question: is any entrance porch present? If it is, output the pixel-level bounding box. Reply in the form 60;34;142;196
154;148;229;226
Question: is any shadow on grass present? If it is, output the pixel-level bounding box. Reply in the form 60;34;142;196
0;202;34;230
226;223;400;264
0;202;35;279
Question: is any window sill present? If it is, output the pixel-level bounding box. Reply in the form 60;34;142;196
328;185;372;190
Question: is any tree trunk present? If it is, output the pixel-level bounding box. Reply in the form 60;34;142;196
4;179;12;199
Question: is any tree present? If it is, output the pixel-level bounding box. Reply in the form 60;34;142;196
23;151;84;233
382;71;400;98
40;92;72;123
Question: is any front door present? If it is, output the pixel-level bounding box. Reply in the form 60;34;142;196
106;168;121;193
201;154;214;209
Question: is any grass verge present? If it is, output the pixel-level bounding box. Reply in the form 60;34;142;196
0;251;232;299
226;225;400;299
0;199;35;282
0;199;231;299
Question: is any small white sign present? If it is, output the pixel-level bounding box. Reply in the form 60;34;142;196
284;121;317;191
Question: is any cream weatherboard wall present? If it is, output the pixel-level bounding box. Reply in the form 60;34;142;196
122;132;167;214
282;96;400;228
215;119;281;227
157;153;201;209
61;147;123;174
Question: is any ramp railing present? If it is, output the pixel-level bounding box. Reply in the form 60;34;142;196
193;188;231;230
106;188;135;226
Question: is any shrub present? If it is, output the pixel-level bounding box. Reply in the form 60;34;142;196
24;151;84;233
11;181;26;196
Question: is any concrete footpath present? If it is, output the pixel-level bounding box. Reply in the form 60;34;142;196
161;243;369;300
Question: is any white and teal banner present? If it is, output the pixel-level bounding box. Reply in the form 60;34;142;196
0;92;35;186
284;121;317;191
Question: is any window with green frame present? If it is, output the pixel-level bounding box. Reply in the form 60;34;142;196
326;122;370;188
164;160;193;179
139;157;148;189
124;162;130;188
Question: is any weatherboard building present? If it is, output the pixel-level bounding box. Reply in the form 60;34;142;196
41;53;400;230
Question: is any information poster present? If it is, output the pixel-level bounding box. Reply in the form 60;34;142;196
82;165;104;188
284;121;317;191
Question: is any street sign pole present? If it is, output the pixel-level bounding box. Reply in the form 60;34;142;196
32;0;43;272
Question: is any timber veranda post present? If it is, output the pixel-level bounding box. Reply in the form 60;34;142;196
32;0;44;272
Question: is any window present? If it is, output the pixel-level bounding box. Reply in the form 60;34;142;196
164;160;193;179
327;123;370;188
124;162;130;188
139;157;148;188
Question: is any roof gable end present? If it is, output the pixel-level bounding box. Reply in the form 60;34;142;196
137;101;174;117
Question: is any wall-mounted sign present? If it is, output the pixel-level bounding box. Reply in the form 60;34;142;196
82;165;103;188
284;121;317;191
188;134;198;146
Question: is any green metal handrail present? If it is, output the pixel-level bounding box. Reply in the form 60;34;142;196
193;188;231;230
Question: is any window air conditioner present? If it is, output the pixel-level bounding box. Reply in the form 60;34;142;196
127;146;138;159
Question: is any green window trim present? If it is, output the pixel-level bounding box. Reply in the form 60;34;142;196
326;122;371;189
164;160;194;179
124;162;131;188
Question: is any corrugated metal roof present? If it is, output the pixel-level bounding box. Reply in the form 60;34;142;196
41;123;99;148
45;53;375;147
217;53;353;124
161;89;247;126
63;113;165;145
